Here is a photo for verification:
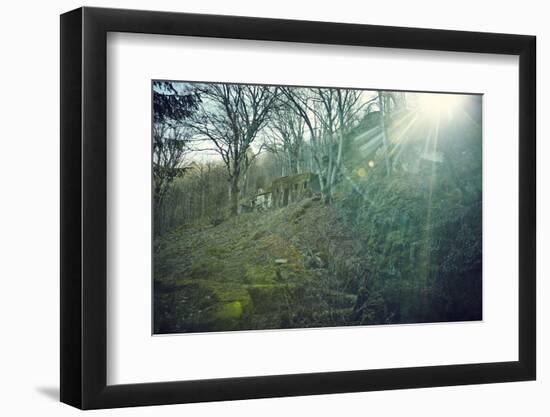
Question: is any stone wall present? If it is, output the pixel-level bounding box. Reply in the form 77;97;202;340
239;172;320;213
269;172;320;208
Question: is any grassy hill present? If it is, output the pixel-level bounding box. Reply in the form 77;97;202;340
154;195;374;333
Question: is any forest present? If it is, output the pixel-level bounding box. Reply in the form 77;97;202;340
152;80;482;334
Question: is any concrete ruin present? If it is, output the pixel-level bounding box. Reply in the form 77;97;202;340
239;172;320;213
270;172;320;208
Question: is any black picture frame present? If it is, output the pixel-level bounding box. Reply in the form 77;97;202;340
60;6;536;410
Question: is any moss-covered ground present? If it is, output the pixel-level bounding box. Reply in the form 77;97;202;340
154;196;361;333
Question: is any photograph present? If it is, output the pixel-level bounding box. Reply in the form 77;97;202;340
152;81;483;334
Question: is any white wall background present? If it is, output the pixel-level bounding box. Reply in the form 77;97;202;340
0;0;546;415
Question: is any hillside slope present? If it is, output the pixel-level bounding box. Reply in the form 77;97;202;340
154;196;374;333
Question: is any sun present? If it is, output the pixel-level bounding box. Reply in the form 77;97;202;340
417;93;465;120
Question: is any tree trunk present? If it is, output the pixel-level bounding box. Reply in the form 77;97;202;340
378;91;391;176
290;151;298;175
229;176;240;216
324;134;334;204
200;188;206;220
330;130;345;188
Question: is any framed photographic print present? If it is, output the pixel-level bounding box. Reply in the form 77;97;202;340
60;6;536;409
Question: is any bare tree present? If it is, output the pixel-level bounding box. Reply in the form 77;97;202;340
153;123;194;233
265;101;306;176
282;87;364;202
187;84;279;215
152;81;199;235
280;88;326;188
331;88;364;188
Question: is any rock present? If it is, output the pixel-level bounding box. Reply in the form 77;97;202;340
274;258;288;264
